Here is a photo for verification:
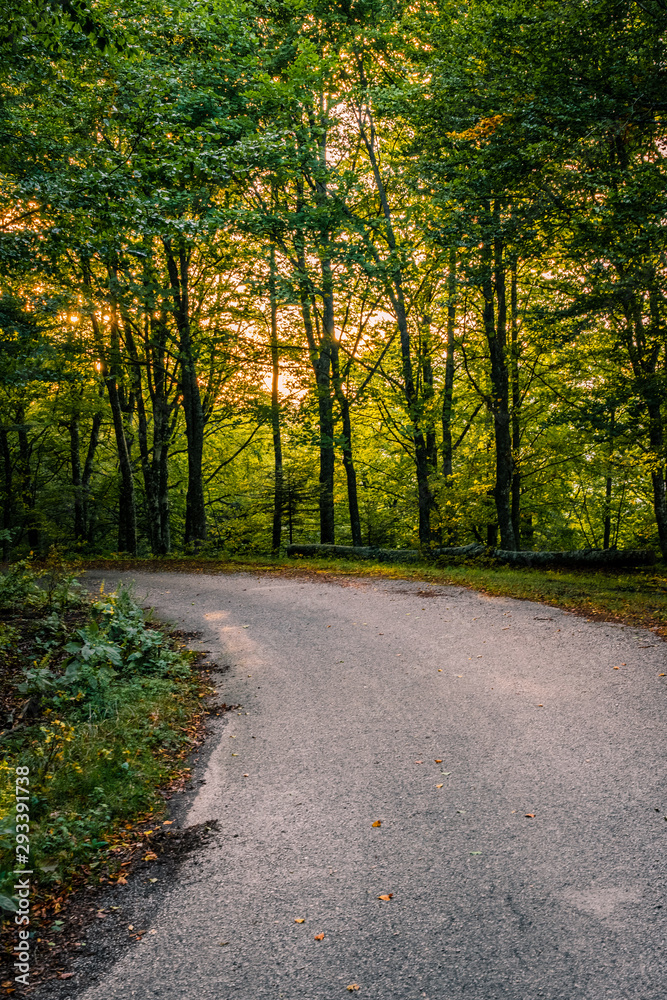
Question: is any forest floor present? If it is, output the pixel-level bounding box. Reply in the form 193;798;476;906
83;555;667;640
28;567;667;1000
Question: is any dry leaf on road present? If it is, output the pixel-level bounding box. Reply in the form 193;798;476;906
371;820;381;827
525;813;535;818
294;918;305;924
347;985;360;991
314;933;325;940
377;894;393;901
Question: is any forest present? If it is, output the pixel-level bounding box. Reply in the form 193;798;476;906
2;0;667;561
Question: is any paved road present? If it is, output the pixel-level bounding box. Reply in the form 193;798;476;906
78;570;666;1000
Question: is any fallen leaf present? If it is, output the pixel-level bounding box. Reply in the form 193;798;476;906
218;941;229;946
537;704;543;708
525;813;535;818
414;760;423;764
377;894;393;901
613;666;619;670
149;878;158;883
162;820;173;825
435;759;442;763
347;986;360;992
58;973;74;980
2;982;14;988
294;918;305;924
128;925;134;931
243;773;249;777
144;852;157;860
314;932;325;940
438;668;443;672
116;876;127;885
470;851;482;855
455;674;463;678
436;784;444;789
371;820;382;828
659;673;666;677
231;752;239;756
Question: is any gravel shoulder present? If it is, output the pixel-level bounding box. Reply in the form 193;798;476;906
32;569;667;1000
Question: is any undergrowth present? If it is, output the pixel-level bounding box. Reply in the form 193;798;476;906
0;556;203;916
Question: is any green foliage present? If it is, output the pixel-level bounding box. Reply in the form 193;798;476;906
0;563;199;907
0;0;666;561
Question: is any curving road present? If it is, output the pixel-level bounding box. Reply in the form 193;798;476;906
75;569;666;1000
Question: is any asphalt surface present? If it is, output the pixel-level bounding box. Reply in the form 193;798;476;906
75;569;666;1000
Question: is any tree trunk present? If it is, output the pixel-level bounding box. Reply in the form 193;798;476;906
295;230;336;544
603;409;615;550
481;207;516;550
442;252;456;482
16;407;39;551
1;427;11;559
68;416;84;540
106;367;137;554
85;264;137;554
420;311;437;474
82;410;102;544
122;314;162;554
269;247;283;553
510;260;521;546
164;243;207;546
331;342;363;547
148;308;174;555
356;97;434;547
646;399;667;556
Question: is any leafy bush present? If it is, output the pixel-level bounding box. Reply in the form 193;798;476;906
17;583;191;719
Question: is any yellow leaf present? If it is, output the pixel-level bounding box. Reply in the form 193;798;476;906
436;784;443;789
371;820;381;828
435;759;442;763
294;918;305;924
525;813;535;819
377;893;393;901
347;985;360;992
314;932;325;940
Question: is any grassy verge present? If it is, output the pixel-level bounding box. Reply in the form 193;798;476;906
0;556;210;951
83;553;667;638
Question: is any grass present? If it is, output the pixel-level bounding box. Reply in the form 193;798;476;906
84;552;667;639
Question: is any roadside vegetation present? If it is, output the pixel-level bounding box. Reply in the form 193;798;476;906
0;556;207;923
84;554;667;639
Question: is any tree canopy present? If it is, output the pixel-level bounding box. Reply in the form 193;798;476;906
2;0;667;559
